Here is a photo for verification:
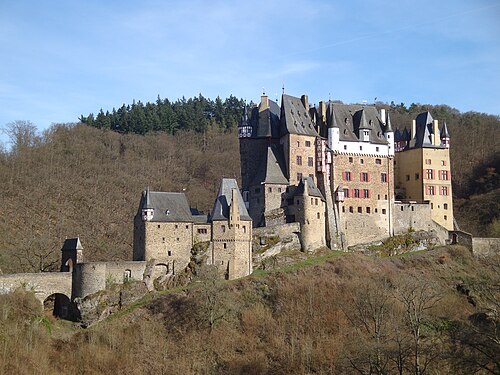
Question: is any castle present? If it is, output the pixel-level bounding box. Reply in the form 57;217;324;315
239;93;453;251
0;91;459;321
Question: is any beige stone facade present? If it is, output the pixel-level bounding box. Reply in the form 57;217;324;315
332;153;394;246
281;133;316;184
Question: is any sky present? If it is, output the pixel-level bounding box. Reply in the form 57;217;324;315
1;0;499;146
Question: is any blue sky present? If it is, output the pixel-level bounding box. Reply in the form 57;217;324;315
1;0;499;145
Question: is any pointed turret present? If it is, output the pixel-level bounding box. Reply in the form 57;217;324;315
385;112;393;132
384;112;394;156
440;121;450;148
142;187;154;221
326;105;340;150
358;109;371;142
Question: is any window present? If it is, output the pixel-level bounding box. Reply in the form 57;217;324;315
376;147;380;152
197;228;207;234
342;206;345;212
385;194;388;200
157;224;161;228
358;207;362;213
311;198;314;204
406;175;410;181
441;160;447;166
349;157;353;163
176;237;179;241
360;146;363;151
305;140;311;147
363;189;370;198
317;212;320;219
175;224;178;229
315;198;318;205
360;159;364;164
377;194;381;200
440;170;449;180
354;189;360;198
297;141;300;147
415;173;420;180
427;186;435;195
366;207;371;213
381;173;388;183
344;145;347;150
268;187;272;193
186;225;189;229
297;156;302;165
308;157;314;167
297;172;302;181
343;188;350;198
440;186;449;196
425;169;434;179
425;159;432;165
223;243;227;249
309;174;314;180
221;225;226;233
382;209;386;214
375;158;382;164
444;203;448;210
343;171;352;181
444;215;448;221
242;226;246;233
349;206;354;213
278;188;282;193
361;172;369;182
168;251;172;256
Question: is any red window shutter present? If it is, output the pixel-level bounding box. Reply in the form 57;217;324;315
351;189;355;198
367;173;371;182
360;173;363;182
368;190;371;198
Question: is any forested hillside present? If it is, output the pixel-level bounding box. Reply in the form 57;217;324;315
0;96;498;273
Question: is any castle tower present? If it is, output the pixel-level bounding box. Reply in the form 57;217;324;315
60;237;83;272
394;112;454;230
209;179;253;279
289;177;326;252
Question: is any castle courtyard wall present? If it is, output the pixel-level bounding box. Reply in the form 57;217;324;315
0;272;72;303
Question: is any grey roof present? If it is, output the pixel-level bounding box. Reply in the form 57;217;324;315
62;237;83;251
247;100;281;138
139;190;193;222
210;178;251;221
144;186;153;209
440;122;450;138
250;145;289;186
294;176;325;200
394;128;402;141
327;103;388;144
192;215;209;224
280;94;319;137
402;127;411;141
385;112;393;132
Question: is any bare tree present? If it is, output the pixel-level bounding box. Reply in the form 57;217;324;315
395;276;442;375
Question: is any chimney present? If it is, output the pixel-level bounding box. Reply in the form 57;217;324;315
319;101;326;123
260;94;269;112
380;108;386;125
229;188;240;225
301;94;309;110
433;119;440;146
411;119;416;140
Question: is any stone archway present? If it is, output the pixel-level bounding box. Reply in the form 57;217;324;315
43;293;81;321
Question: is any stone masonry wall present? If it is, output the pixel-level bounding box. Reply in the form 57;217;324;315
0;272;72;303
333;153;394;246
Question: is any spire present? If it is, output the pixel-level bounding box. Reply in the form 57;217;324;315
440;121;450;138
144;187;153;209
241;103;249;127
385;112;393;132
326;105;338;128
359;109;370;129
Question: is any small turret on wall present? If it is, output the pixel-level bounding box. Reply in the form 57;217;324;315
60;237;83;272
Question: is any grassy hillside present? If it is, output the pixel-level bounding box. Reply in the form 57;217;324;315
1;246;498;374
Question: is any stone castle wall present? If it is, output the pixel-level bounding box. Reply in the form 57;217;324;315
0;272;72;303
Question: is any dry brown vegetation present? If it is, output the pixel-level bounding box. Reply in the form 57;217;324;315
1;246;499;374
0;123;239;273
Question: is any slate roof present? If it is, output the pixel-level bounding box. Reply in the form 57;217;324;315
280;94;319;137
210;178;251;221
62;237;83;250
250;144;289;187
139;190;193;222
440;122;450;138
294;176;325;200
247;99;281;138
411;111;435;147
327;103;389;144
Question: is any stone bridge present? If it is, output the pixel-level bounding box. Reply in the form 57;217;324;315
0;272;72;304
